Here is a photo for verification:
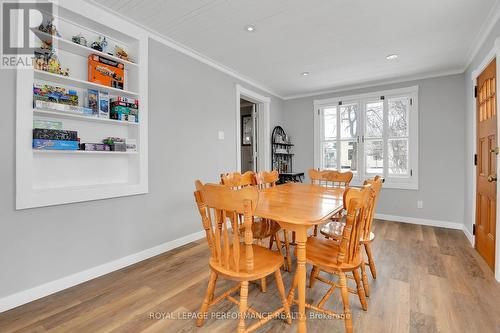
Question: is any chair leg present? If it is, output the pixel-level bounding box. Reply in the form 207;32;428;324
352;268;367;311
339;272;353;333
313;225;318;237
287;271;298;304
283;230;292;272
197;271;218;327
364;243;377;279
360;260;370;297
275;269;292;324
260;277;267;293
238;281;249;333
309;265;319;288
268;234;275;250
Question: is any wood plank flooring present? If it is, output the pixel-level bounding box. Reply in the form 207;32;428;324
1;220;500;333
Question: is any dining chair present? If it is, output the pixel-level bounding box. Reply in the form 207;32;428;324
287;185;372;333
220;171;284;291
194;182;291;333
255;170;292;272
317;176;383;296
308;168;354;236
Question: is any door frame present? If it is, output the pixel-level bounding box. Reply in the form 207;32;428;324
235;84;271;172
470;37;500;282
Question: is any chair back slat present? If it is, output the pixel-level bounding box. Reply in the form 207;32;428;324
255;170;279;189
194;182;258;273
308;169;353;188
361;176;383;239
337;185;371;265
220;171;256;189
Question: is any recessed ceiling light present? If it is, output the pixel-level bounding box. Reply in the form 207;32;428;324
301;71;310;76
245;25;256;32
386;54;398;60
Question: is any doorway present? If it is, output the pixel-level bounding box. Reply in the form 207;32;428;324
475;58;497;270
235;85;271;173
240;99;257;172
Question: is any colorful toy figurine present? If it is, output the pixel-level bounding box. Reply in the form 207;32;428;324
91;36;108;52
38;18;61;37
71;34;87;47
114;45;131;62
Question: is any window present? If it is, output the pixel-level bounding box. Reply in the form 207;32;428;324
314;86;418;189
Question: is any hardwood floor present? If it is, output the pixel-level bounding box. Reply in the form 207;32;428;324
1;220;500;333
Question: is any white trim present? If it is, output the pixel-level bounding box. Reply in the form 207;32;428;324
85;0;283;100
465;0;500;70
463;226;475;247
0;230;205;313
375;213;463;230
469;38;500;283
313;86;419;190
236;85;271;172
284;69;462;100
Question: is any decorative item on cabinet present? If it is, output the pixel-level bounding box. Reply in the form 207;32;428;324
271;126;304;183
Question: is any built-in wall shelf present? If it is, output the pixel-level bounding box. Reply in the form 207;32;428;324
16;1;149;209
33;150;138;155
34;70;139;97
34;108;139;126
36;31;138;68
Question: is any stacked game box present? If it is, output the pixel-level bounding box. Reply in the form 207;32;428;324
32;129;79;150
110;96;139;123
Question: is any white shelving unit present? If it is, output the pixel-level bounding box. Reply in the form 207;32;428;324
16;2;149;209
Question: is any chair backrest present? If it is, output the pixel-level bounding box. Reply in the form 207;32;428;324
255;170;279;189
308;169;353;187
361;176;383;239
220;171;256;189
337;184;371;265
194;181;259;273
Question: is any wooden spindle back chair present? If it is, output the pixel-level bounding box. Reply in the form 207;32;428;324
255;170;279;189
289;185;372;333
194;182;291;332
220;171;256;189
255;170;292;271
309;168;353;236
361;176;383;241
308;168;353;187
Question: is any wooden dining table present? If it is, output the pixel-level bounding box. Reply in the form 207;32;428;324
255;182;344;333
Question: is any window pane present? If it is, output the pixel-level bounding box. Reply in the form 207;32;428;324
365;101;383;138
365;140;383;174
322;142;337;170
388;139;409;175
340;141;358;172
340;103;358;139
323;107;337;140
388;97;409;137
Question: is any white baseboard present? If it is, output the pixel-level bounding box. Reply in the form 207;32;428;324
0;230;205;313
375;213;463;230
462;226;475;247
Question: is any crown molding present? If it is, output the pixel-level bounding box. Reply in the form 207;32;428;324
465;0;500;70
83;0;284;99
282;68;464;100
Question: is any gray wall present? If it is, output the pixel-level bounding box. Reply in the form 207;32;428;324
464;19;500;236
283;74;466;224
0;38;283;299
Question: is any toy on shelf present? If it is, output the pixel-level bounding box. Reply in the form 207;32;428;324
114;45;132;62
33;83;78;106
33;51;70;76
71;34;87;47
91;36;108;52
103;137;126;151
38;18;61;37
88;54;124;90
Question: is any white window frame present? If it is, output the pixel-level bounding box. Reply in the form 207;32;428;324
313;86;419;190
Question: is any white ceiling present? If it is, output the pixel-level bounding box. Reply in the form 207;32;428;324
92;0;498;98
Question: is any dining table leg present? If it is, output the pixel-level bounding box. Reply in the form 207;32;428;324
295;226;308;333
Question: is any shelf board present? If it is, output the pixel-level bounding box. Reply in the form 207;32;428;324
37;31;138;68
33;150;138;155
34;108;139;126
274;152;294;155
273;142;294;146
34;70;139;97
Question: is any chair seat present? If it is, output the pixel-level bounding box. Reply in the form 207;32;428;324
209;244;284;281
305;237;362;272
239;218;281;239
320;221;375;243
